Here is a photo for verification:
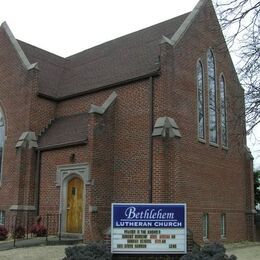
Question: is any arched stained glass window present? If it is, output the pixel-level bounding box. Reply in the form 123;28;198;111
0;109;5;183
220;75;228;147
207;49;217;143
197;60;205;139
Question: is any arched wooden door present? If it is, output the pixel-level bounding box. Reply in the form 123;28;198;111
66;177;83;233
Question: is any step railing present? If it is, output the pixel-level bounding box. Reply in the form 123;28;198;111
4;212;61;247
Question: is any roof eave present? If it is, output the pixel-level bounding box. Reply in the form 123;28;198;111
37;69;160;101
37;140;87;152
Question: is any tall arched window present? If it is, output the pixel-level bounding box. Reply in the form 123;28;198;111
220;75;228;147
197;60;205;140
0;109;5;183
207;49;217;144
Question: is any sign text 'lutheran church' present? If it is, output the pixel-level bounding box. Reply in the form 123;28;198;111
111;203;187;254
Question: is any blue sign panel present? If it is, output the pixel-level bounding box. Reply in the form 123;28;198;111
113;204;185;228
111;203;187;254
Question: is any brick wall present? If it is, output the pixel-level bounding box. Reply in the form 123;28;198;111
151;0;254;243
56;80;151;203
29;0;256;244
38;80;152;240
0;27;39;223
0;0;255;246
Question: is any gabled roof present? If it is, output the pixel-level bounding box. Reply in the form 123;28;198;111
1;0;210;100
18;40;66;97
38;113;88;150
17;12;189;100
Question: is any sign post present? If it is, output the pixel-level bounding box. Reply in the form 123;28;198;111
111;203;187;254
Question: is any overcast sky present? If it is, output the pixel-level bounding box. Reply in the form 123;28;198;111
0;0;259;168
0;0;198;57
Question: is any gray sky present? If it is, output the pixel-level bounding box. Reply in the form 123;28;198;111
0;0;259;168
0;0;198;57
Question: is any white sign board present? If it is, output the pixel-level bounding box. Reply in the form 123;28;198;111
111;203;187;254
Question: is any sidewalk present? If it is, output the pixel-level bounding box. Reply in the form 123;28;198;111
0;245;67;260
226;244;260;260
0;237;48;251
0;236;82;251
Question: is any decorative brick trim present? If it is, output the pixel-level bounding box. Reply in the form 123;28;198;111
152;117;181;138
160;0;208;47
244;145;254;160
56;163;90;187
57;163;90;235
15;131;38;149
89;92;117;115
9;205;36;211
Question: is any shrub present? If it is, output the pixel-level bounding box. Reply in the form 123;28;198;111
180;243;237;260
13;225;25;239
30;216;47;237
64;241;112;260
30;224;47;237
0;225;8;241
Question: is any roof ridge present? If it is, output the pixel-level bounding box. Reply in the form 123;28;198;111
17;39;67;60
66;12;190;60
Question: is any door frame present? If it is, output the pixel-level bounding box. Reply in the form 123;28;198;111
56;163;90;235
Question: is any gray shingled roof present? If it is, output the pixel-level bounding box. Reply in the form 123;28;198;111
18;13;189;100
38;113;88;149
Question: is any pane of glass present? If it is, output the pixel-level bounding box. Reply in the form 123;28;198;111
0;210;5;225
221;214;226;237
72;187;76;196
197;61;205;139
208;50;217;143
220;76;227;147
0;111;4;181
203;214;208;238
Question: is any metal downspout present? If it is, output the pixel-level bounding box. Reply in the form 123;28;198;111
35;149;42;215
148;76;154;203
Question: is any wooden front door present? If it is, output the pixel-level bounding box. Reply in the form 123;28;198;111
66;177;83;233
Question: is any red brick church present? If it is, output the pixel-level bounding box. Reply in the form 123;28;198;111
0;0;256;243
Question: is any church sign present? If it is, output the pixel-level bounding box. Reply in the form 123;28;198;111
111;203;187;254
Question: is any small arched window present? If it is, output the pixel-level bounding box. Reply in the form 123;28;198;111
207;49;217;144
220;75;228;147
197;60;205;140
0;109;5;183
